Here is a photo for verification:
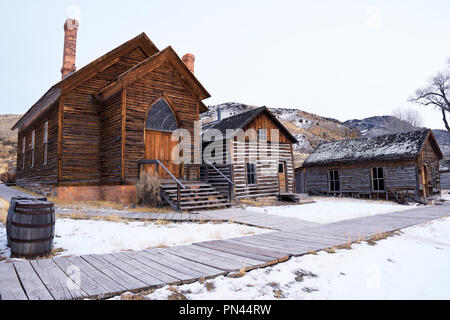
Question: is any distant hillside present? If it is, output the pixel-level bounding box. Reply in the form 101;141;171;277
0;114;21;173
202;103;359;166
344;116;419;137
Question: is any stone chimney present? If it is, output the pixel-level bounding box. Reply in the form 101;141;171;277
182;53;195;73
61;18;79;79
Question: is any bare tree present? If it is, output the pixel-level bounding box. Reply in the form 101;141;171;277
392;107;423;127
409;59;450;131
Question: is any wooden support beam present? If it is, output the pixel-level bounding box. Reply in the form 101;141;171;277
57;96;64;182
121;88;127;183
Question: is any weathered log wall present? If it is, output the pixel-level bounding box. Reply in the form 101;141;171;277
124;63;200;183
16;106;59;185
231;140;294;198
100;92;122;184
61;47;148;184
441;171;450;189
305;160;418;195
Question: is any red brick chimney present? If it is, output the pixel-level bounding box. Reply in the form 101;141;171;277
61;18;79;79
182;53;195;74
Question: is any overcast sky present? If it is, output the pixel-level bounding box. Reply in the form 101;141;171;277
0;0;449;129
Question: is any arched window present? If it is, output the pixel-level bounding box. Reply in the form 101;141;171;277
145;98;178;131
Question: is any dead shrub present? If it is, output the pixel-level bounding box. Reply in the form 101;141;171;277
121;292;150;300
0;169;16;184
294;269;318;282
227;268;247;278
167;286;188;300
273;289;284;298
366;231;397;246
136;173;162;207
324;247;336;254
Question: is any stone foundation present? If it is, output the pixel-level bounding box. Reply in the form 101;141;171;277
55;185;137;204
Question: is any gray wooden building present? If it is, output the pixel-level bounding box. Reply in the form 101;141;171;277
202;107;298;199
440;159;450;190
301;129;443;202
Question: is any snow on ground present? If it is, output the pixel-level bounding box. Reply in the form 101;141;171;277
140;216;450;300
249;197;414;224
0;219;267;261
441;190;450;201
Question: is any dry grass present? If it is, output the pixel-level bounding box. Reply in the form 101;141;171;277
294;269;318;282
366;230;399;246
307;250;318;255
167;286;188;300
11;247;67;260
155;219;171;225
336;243;353;250
120;289;154;300
324;247;336;254
67;211;89;220
238;197;277;207
48;196;171;214
273;289;284;299
0;207;7;225
227;268;247;278
11;186;40;197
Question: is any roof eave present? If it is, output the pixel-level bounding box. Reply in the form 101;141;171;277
94;46;211;102
11;87;60;131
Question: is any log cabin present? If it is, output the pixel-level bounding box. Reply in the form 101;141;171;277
202;107;298;199
440;159;450;190
301;129;443;203
11;18;233;210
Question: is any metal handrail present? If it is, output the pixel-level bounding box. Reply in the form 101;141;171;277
138;159;186;189
204;160;234;186
138;159;187;211
204;160;234;202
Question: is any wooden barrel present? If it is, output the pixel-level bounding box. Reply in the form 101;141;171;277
8;199;55;258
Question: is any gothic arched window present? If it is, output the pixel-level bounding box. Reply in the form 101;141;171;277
145;98;178;131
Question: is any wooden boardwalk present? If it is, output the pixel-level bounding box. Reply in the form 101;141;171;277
0;183;449;300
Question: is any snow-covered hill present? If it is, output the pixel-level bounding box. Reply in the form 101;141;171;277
344;116;419;137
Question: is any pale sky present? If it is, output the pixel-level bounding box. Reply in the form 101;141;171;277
0;0;449;129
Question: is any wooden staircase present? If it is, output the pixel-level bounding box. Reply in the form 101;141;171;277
277;192;315;204
160;180;232;212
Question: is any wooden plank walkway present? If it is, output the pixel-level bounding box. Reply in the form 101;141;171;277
1;183;449;300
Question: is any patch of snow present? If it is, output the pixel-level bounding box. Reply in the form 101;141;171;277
0;219;267;261
140;216;450;300
248;197;414;224
441;191;450;201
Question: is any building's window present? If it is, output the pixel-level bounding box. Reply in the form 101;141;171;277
22;137;25;170
372;167;385;191
278;163;284;173
43;121;48;165
257;129;267;141
431;166;438;190
246;163;256;185
328;170;340;192
31;130;35;168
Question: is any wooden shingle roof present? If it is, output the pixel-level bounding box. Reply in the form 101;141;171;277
304;129;443;166
202;106;298;143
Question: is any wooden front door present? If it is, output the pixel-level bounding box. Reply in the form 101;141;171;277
144;129;180;178
278;161;287;192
